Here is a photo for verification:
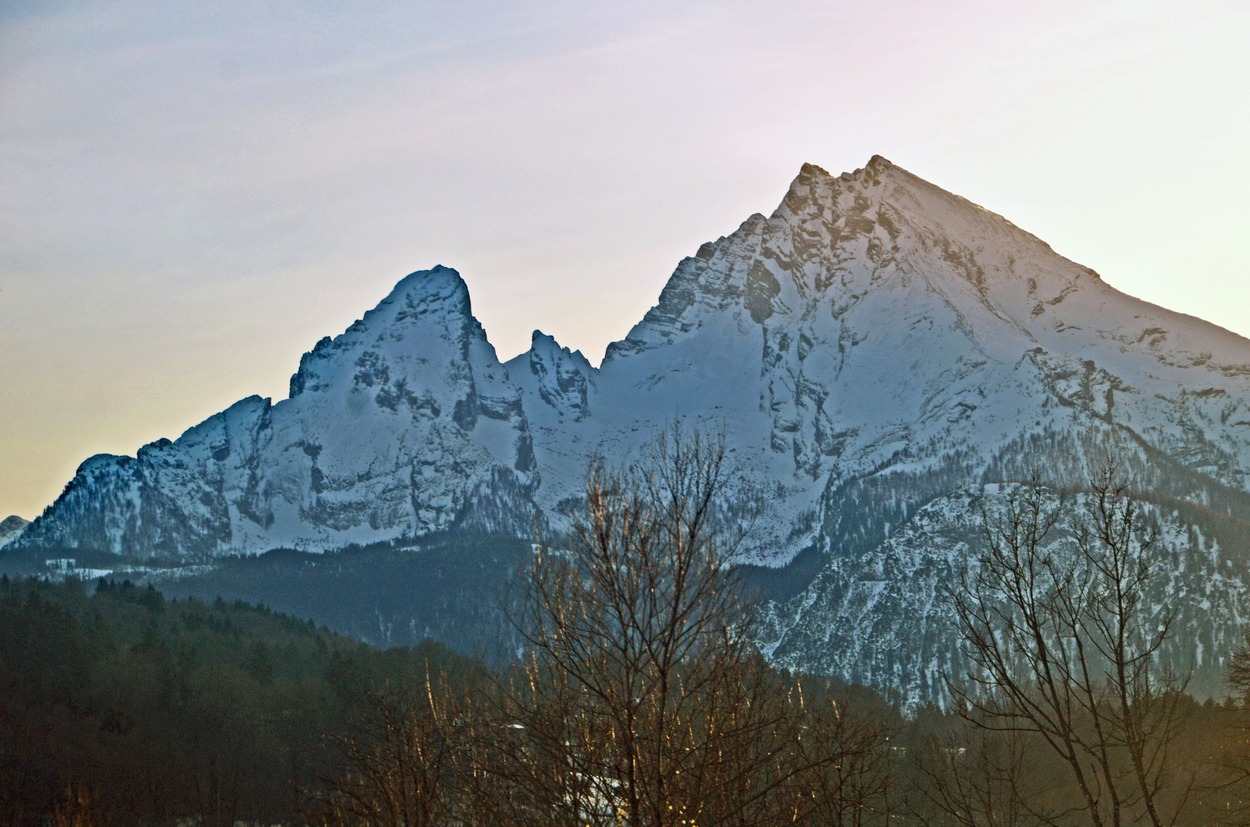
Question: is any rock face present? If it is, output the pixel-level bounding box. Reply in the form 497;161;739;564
14;157;1250;702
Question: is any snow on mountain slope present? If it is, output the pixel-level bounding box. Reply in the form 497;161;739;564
584;156;1250;565
620;157;1250;480
756;481;1250;708
11;157;1250;702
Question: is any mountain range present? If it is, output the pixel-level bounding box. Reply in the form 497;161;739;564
9;156;1250;704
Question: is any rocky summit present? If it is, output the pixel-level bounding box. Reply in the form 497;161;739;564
13;157;1250;704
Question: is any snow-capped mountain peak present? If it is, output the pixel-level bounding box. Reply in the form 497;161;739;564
21;158;1250;559
12;157;1250;704
504;330;595;422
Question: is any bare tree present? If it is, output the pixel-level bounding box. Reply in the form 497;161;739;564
909;707;1052;827
791;682;896;827
1205;629;1250;825
496;427;892;826
513;428;768;824
1228;636;1250;705
950;463;1187;827
309;674;463;826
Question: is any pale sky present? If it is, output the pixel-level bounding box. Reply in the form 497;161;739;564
2;0;1249;520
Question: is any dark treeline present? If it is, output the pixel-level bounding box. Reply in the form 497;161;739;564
4;577;1250;823
0;575;471;826
154;534;532;661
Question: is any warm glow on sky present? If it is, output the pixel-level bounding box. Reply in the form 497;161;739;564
2;0;1249;520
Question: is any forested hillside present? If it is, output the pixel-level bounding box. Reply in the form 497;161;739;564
0;576;473;826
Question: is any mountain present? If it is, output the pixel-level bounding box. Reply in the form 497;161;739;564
0;516;28;549
16;268;539;560
12;156;1250;703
